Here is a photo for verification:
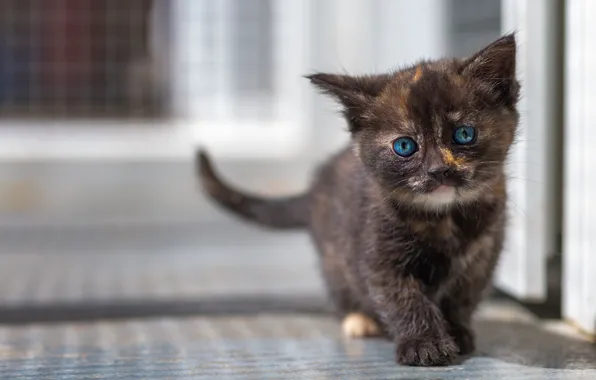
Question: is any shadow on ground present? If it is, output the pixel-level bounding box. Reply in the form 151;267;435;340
474;320;596;369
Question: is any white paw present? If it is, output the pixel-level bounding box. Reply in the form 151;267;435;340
341;312;381;338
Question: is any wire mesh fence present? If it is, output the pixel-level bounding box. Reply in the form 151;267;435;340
0;0;159;119
0;0;280;121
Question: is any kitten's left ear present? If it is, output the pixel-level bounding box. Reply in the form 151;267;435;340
460;33;520;107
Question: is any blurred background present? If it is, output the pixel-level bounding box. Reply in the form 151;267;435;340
0;0;593;353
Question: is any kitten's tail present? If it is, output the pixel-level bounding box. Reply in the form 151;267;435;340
196;150;310;230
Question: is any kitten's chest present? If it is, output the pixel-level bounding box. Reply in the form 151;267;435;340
398;214;493;289
409;215;466;250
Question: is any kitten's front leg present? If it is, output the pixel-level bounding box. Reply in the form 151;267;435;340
441;298;475;355
440;272;494;355
368;277;458;366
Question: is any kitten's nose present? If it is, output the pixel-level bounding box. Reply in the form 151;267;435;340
428;166;452;182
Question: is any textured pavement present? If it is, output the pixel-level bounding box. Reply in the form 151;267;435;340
0;312;594;379
0;221;594;379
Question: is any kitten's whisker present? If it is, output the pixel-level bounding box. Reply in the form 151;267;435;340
505;176;542;184
475;181;527;220
505;197;527;219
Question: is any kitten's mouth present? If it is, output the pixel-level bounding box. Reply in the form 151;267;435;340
427;184;457;194
433;184;453;192
413;184;458;207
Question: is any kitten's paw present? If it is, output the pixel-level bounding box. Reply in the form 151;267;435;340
450;326;476;355
396;335;458;366
341;312;382;338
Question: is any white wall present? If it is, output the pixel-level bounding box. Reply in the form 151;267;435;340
563;0;596;337
494;0;562;301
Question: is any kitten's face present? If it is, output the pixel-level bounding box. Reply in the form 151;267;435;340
356;63;518;207
309;34;519;209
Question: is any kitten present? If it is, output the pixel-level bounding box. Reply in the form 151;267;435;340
197;34;519;366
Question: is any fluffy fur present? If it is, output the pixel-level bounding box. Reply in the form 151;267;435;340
197;34;520;366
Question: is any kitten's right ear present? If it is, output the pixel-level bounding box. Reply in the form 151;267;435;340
306;73;390;107
306;73;391;129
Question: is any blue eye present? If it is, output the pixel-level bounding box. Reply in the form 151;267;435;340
452;125;476;145
392;137;418;157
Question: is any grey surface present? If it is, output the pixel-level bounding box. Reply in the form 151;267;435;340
0;312;594;379
0;223;321;305
0;222;594;378
0;159;312;226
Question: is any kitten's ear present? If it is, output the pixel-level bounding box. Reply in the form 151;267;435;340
306;73;390;102
306;73;391;130
460;33;519;106
306;73;390;107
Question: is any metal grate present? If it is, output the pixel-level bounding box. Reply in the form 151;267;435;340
0;313;595;379
0;222;322;307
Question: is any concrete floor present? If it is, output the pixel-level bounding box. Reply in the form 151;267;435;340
0;220;594;379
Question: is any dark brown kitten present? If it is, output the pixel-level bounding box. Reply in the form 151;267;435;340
197;34;519;367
